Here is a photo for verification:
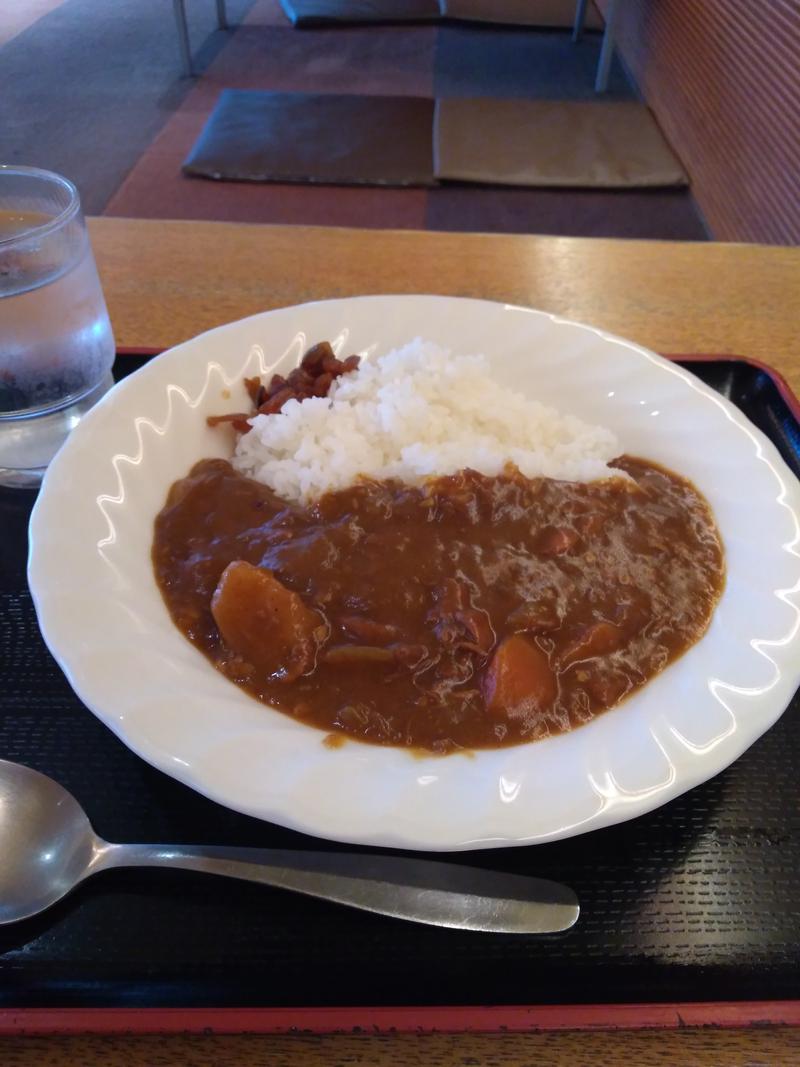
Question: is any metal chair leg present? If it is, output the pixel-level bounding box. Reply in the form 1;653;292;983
216;0;228;30
172;0;194;77
573;0;588;43
595;0;619;93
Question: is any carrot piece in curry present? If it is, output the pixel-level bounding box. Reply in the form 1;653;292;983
483;634;557;720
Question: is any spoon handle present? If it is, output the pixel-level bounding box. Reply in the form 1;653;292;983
97;843;578;934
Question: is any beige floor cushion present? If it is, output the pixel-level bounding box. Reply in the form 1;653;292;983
435;98;688;187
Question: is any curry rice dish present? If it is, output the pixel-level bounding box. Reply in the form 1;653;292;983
152;340;724;753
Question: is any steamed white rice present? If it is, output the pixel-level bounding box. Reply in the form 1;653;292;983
232;340;621;502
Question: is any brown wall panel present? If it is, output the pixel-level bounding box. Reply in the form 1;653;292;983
597;0;800;243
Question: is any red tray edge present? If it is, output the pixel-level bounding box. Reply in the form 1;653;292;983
2;1001;800;1036
9;349;796;1037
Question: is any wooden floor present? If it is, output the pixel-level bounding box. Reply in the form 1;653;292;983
2;0;706;238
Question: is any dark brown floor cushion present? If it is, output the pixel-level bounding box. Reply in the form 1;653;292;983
280;0;603;28
435;98;688;187
183;90;437;186
280;0;441;25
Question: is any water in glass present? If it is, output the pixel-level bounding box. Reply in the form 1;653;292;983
0;170;115;488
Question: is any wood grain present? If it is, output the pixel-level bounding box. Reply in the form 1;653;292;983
2;1028;800;1066
43;217;798;1066
597;0;800;244
87;218;800;391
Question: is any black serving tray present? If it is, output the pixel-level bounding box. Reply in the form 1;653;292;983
2;354;800;1013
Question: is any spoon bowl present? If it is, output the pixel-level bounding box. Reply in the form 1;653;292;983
0;761;99;923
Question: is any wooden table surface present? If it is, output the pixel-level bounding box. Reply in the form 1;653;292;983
9;218;798;1067
88;217;800;388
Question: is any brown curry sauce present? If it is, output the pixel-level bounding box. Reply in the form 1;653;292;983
152;455;724;753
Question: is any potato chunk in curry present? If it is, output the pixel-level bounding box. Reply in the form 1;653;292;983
211;560;324;682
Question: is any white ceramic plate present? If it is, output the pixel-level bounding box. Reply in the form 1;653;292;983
28;296;800;851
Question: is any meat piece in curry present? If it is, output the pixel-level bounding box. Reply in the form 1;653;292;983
152;456;725;753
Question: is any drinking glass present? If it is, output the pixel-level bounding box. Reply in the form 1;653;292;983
0;166;115;488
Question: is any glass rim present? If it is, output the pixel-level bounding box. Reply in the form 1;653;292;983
0;165;81;248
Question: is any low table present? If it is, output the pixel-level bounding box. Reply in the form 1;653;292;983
172;0;230;77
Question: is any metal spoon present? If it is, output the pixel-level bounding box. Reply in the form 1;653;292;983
0;759;578;933
0;759;580;934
